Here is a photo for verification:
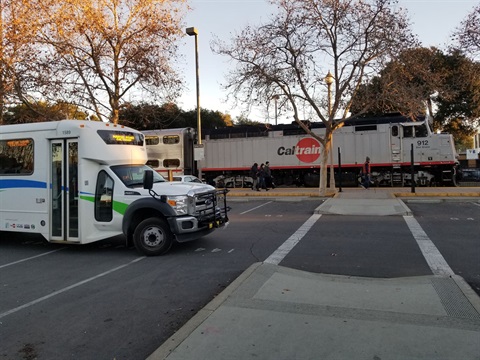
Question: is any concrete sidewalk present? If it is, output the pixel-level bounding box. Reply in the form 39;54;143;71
149;263;480;360
225;185;480;200
315;188;412;216
227;186;479;215
148;187;480;360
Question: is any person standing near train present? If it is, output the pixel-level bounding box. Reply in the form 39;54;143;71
361;156;371;189
258;163;266;190
264;161;274;190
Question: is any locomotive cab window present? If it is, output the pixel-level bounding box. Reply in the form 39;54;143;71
415;124;428;138
391;126;399;137
402;124;428;138
403;126;413;138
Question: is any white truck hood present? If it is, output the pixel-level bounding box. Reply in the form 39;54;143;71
147;181;216;197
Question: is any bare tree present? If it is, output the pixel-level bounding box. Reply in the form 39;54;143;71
455;3;480;59
212;0;416;195
26;0;188;124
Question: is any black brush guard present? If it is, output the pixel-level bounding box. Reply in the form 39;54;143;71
195;189;230;229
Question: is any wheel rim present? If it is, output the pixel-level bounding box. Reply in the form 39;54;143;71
142;226;165;247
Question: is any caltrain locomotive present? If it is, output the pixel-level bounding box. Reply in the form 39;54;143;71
144;113;459;187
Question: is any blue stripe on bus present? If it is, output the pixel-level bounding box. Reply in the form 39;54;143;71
0;179;47;190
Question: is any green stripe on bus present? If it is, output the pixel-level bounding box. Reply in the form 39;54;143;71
80;195;128;215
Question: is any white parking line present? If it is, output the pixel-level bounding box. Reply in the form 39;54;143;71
0;257;146;320
240;201;273;214
265;214;322;265
0;248;65;269
403;216;454;277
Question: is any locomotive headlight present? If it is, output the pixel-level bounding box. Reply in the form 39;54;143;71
166;195;189;215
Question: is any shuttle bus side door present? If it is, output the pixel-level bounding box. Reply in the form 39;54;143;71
50;139;79;242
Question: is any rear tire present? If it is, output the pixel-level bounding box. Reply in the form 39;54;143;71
133;218;173;256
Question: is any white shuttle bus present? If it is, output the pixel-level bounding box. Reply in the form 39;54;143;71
0;120;228;255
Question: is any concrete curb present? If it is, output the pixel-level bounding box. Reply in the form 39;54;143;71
394;192;480;197
396;199;413;216
452;275;480;316
226;192;331;198
147;262;263;360
225;188;479;199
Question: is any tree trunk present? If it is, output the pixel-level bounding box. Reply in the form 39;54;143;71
319;130;333;196
329;139;336;189
111;108;119;125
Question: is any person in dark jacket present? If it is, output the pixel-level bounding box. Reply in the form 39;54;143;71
257;163;266;190
361;156;371;189
264;161;274;190
250;162;259;190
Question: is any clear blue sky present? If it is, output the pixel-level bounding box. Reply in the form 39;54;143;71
178;0;478;123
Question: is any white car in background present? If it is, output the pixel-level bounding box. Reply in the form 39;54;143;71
213;175;253;188
172;175;203;183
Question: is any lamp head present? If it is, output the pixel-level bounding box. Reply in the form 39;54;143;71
324;71;334;85
186;27;198;36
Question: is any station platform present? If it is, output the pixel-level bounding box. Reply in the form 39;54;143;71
224;185;480;200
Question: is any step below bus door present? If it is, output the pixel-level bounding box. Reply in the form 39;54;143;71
50;139;79;242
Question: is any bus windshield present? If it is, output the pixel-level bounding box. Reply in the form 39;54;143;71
111;165;167;187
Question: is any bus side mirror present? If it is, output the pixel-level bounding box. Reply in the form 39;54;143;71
143;170;153;190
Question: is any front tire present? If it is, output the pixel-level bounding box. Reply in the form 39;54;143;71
133;218;173;256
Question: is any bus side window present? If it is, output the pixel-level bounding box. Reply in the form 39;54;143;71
95;171;113;222
0;139;34;175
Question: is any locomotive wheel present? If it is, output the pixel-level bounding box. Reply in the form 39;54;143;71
133;218;173;256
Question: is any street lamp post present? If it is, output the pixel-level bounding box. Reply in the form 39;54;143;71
272;95;279;125
324;71;335;190
186;27;201;145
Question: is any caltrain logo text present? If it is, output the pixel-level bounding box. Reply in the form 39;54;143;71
277;138;321;163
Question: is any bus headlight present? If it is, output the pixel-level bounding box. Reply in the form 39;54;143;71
166;196;190;215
